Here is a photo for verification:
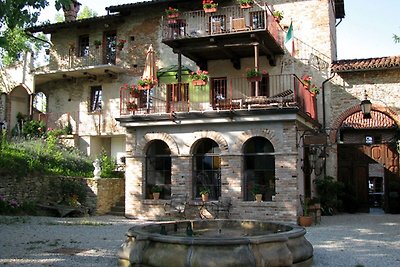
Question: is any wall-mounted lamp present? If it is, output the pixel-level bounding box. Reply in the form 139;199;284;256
302;146;327;176
360;90;372;119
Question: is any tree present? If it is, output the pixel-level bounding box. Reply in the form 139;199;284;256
394;34;400;43
0;0;72;66
78;6;98;20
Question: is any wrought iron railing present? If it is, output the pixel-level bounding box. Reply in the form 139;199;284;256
120;74;317;120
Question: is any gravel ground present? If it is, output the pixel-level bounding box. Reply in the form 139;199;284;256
0;212;399;267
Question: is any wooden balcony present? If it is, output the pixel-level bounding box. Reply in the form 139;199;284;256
33;48;126;85
120;74;317;121
161;4;285;67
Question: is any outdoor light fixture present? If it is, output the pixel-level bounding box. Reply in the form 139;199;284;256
302;146;327;176
360;90;372;119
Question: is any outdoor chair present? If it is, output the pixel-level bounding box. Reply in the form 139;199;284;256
164;194;188;219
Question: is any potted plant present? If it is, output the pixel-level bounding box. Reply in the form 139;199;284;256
117;39;127;50
190;70;209;86
302;76;320;96
299;197;313;227
151;185;162;200
130;86;140;98
93;40;101;49
238;0;253;9
126;101;138;111
165;7;180;18
199;187;211;202
272;10;284;23
203;0;218;13
137;78;155;90
245;68;265;82
251;185;263;202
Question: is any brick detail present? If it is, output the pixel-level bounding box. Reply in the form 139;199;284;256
330;104;400;143
137;132;180;155
232;128;280;152
191;130;229;154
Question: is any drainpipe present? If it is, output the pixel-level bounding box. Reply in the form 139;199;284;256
321;72;335;177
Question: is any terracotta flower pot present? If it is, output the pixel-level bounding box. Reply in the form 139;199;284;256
298;216;313;227
153;192;160;200
247;76;262;82
201;193;209;202
240;3;252;9
204;7;217;13
192;80;207;86
255;194;262;202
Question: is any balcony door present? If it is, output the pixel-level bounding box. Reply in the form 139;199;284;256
166;83;189;112
103;31;116;65
211;77;227;109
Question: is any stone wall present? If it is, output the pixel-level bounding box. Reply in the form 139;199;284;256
0;175;124;216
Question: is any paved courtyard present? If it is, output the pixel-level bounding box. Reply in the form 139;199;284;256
0;211;399;266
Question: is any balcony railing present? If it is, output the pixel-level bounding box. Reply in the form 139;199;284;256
162;4;282;43
161;4;285;64
120;74;317;120
39;48;117;73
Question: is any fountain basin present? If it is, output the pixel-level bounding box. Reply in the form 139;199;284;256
118;219;313;267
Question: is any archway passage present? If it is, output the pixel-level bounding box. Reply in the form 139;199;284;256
337;110;400;214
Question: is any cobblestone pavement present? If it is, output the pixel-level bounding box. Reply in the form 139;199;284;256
0;211;399;266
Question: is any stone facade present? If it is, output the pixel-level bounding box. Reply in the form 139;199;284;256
3;0;350;222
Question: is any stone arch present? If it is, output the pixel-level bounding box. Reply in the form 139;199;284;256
232;128;280;153
137;132;179;156
329;104;400;143
190;131;229;154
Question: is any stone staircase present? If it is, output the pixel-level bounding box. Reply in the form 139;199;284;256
107;196;125;216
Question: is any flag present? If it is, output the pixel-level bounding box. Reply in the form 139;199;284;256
285;22;294;55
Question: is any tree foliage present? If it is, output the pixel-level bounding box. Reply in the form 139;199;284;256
0;0;72;66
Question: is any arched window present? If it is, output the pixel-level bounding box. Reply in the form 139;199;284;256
193;138;221;200
145;140;171;199
243;137;275;201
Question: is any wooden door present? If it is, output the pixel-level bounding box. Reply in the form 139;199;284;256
338;144;400;213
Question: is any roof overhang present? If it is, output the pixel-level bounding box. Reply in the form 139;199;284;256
33;64;128;85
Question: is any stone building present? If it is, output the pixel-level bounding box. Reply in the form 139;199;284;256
11;0;384;222
329;56;400;213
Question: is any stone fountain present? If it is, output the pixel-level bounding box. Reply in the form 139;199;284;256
118;219;313;267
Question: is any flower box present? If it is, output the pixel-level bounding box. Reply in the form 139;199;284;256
240;3;252;9
138;84;152;90
167;13;180;19
192;80;207;86
204;7;217;13
247;76;262;82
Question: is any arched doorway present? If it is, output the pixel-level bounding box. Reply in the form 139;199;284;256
336;109;400;213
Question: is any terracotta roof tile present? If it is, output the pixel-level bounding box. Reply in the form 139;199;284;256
332;56;400;72
341;110;397;129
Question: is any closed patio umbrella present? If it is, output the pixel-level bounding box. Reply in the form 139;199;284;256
141;44;156;110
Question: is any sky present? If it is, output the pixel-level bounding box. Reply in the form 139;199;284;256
39;0;399;60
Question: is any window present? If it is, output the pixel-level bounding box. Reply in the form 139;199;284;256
251;74;269;96
78;35;89;57
243;137;275;201
193;138;221;200
90;86;102;111
104;31;117;65
33;92;47;113
145;140;171;199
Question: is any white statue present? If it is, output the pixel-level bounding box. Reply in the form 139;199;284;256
93;159;101;179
